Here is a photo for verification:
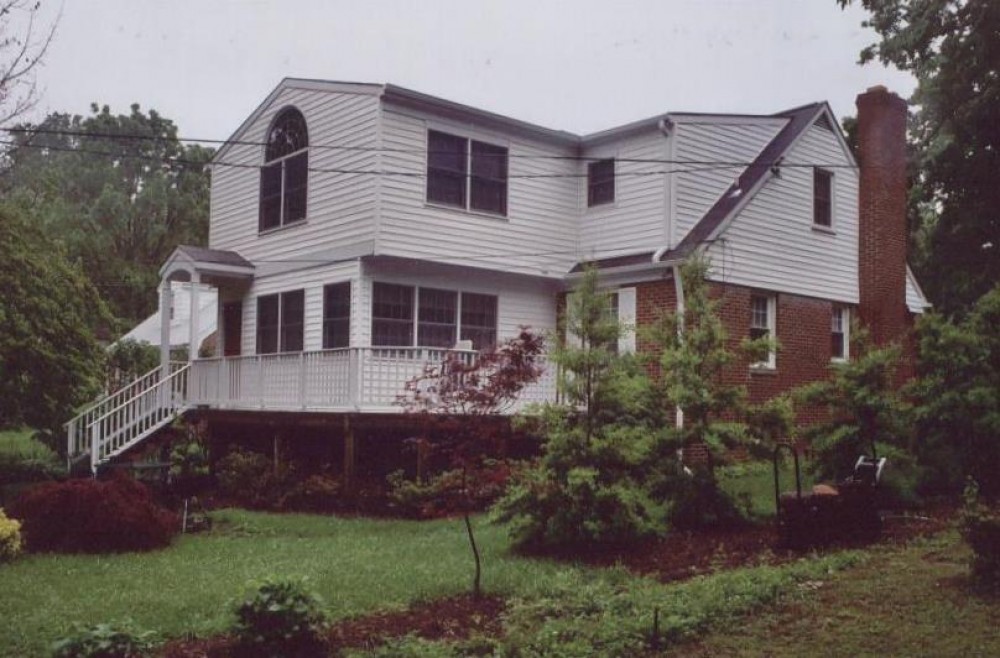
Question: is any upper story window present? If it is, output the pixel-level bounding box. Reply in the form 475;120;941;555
426;130;508;216
257;290;304;354
750;293;776;369
831;306;850;361
260;107;309;232
813;168;833;228
587;159;615;207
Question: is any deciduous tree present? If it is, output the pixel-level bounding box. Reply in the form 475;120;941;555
0;204;110;437
1;105;213;324
839;0;1000;313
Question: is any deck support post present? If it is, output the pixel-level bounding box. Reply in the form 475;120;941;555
343;415;356;491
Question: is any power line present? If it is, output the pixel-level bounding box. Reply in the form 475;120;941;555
0;137;778;179
1;125;859;170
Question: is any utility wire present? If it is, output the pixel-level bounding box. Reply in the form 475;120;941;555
0;137;777;179
1;125;860;170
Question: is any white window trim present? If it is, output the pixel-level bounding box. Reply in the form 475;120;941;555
831;305;850;362
564;287;636;354
371;282;498;349
750;293;777;370
812;167;835;233
424;128;510;218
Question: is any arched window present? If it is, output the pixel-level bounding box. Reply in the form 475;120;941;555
260;107;309;231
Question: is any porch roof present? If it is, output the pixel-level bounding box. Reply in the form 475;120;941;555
160;245;255;282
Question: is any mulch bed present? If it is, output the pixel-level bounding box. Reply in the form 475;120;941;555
535;504;956;583
158;594;504;658
159;507;954;656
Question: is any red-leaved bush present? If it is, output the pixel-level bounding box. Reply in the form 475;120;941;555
9;472;179;553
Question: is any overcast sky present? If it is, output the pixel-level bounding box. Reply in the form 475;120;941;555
26;0;915;141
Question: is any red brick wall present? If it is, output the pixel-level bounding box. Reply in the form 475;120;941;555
633;277;838;425
857;86;910;348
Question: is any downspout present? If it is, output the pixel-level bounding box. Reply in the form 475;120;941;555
672;263;685;430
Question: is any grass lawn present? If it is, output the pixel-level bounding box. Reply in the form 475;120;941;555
674;531;1000;657
0;510;585;657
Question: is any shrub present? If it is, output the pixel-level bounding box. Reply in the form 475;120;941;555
233;578;327;657
216;447;278;507
52;621;156;658
665;472;746;531
168;421;211;498
8;473;179;553
280;474;342;513
962;479;1000;592
493;424;669;549
0;507;22;562
387;460;515;519
0;429;62;487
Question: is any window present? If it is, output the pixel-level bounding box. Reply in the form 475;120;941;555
260;107;309;231
256;290;304;354
750;294;776;369
256;295;279;354
322;283;351;349
587;159;615;206
426;130;508;215
460;292;498;350
418;288;458;348
831;306;849;361
813;168;832;228
372;283;415;346
372;283;499;349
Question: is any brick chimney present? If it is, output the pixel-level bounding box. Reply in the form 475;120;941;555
856;86;909;347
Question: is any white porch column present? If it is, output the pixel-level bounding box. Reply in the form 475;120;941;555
188;272;201;364
159;281;173;376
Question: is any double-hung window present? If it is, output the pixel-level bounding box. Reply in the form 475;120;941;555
417;288;458;348
831;306;850;361
260;107;309;231
256;290;304;354
750;293;776;369
372;283;415;347
813;168;833;228
322;283;351;349
460;293;498;350
587;159;615;206
427;130;508;215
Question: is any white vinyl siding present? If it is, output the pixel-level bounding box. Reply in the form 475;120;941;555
358;260;558;349
376;104;579;277
242;260;362;355
906;267;929;313
578;132;671;259
673;119;785;243
209;86;380;262
704;121;860;304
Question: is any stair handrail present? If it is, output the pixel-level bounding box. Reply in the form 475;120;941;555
88;363;191;470
66;361;187;461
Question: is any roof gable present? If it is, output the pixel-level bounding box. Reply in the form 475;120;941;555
661;102;855;261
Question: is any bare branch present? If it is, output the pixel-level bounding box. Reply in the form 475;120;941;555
0;0;60;124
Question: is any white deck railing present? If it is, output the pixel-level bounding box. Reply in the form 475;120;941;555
67;348;558;469
188;347;557;413
66;362;188;466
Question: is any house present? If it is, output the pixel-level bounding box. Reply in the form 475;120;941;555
66;80;928;474
115;281;218;353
